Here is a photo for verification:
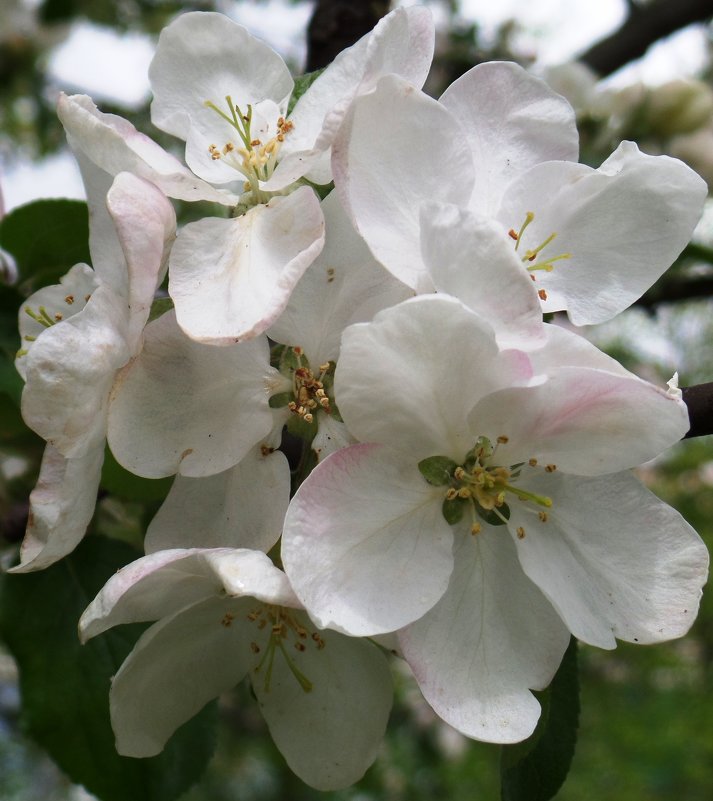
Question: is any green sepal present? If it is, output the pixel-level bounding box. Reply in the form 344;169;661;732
286;412;318;444
0;536;218;801
442;496;466;525
477;503;510;526
287;68;326;116
500;636;580;801
418;455;458;486
148;296;174;323
269;391;294;409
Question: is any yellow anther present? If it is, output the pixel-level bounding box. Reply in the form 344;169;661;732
538;511;549;522
538;289;548;301
471;522;482;536
497;435;509;443
528;458;538;466
64;295;74;304
516;527;526;539
545;464;557;473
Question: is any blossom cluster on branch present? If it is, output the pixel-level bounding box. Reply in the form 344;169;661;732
10;6;710;791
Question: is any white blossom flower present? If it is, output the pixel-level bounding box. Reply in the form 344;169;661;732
79;548;393;791
12;171;175;571
282;295;707;742
57;6;434;343
333;62;707;325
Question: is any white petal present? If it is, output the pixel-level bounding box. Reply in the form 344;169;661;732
169;187;325;344
466;367;690;475
398;529;570;742
57;93;236;205
80;547;295;641
145;447;290;553
440;61;578;215
336;295;531;461
9;444;103;573
312;415;354;462
149;12;292;146
254;625;392;790
107;311;282;478
106;172;176;348
333;74;473;290
17;264;98;380
110;595;254;757
508;471;709;648
420;202;544;349
282;443;453;636
268;190;412;365
22;284;130;457
497;142;707;324
270;6;434;189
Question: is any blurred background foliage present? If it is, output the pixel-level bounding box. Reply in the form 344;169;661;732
1;1;713;799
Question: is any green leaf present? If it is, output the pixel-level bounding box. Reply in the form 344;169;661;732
0;537;217;801
500;636;579;801
418;455;458;486
100;447;173;503
148;296;174;323
0;199;90;291
287;68;326;116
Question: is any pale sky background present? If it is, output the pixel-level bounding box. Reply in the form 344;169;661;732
2;0;711;210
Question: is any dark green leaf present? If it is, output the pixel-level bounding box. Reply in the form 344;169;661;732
148;296;174;323
0;199;90;290
418;455;458;486
287;68;326;116
442;496;466;525
100;447;173;503
0;536;217;801
500;637;579;801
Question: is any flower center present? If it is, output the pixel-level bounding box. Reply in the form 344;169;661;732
418;435;554;537
236;603;325;693
269;345;340;436
205;96;294;203
508;212;572;300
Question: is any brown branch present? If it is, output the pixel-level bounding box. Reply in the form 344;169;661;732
579;0;713;77
306;0;390;72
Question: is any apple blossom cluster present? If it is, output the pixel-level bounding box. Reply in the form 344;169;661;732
11;6;710;791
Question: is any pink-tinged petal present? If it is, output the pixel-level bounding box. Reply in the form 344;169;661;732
282;443;453;636
22;284;131;458
17;264;98;380
268;190;412;366
9;444;103;573
398;528;570;742
107;311;283;478
254;625;392;790
57;93;236;205
269;6;434;190
145;448;289;553
336;295;531;462
80;548;295;641
466;367;689;475
333;74;473;290
440;61;578;216
421;202;544;349
508;470;709;648
109;595;254;757
106;172;176;348
497;141;707;324
169;187;325;344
